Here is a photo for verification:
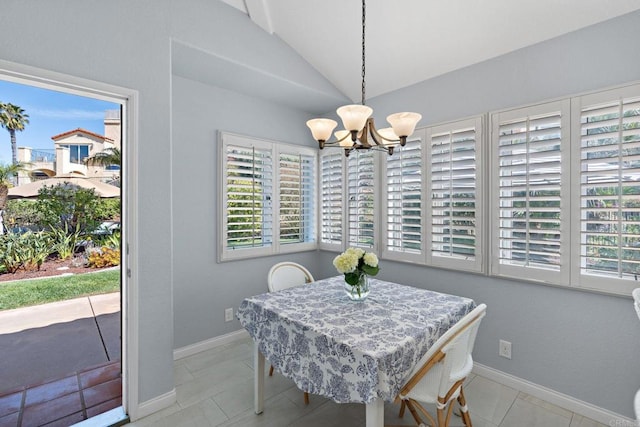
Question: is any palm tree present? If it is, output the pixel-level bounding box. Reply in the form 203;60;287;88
0;162;29;234
84;147;121;168
0;103;30;165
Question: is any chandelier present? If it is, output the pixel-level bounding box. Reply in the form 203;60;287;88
306;0;422;157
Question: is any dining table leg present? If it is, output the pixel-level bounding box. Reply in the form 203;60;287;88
254;342;264;414
365;398;384;427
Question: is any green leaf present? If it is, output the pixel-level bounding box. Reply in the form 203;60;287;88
361;264;379;276
344;272;360;286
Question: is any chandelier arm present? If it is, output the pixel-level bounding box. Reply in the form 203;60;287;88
369;124;401;145
319;131;354;148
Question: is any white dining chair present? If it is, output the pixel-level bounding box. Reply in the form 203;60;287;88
267;261;314;405
268;261;314;293
392;304;487;427
633;288;640;322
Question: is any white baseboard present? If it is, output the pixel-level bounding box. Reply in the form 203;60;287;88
173;329;249;360
134;388;177;421
473;363;635;425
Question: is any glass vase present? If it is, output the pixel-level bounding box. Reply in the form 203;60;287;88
344;273;370;301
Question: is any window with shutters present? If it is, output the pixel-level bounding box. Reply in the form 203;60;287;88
572;85;640;294
382;138;423;261
347;150;376;248
278;150;316;246
428;117;483;272
491;101;571;285
219;132;316;261
320;151;344;249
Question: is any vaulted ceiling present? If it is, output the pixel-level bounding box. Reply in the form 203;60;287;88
221;0;640;102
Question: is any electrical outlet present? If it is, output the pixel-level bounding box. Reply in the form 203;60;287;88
499;339;512;359
225;308;234;322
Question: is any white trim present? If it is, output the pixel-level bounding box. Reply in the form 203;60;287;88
473;363;635;425
173;329;249;360
135;389;177;421
0;59;140;423
70;407;127;427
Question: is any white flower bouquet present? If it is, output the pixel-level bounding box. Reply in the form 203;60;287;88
333;247;379;286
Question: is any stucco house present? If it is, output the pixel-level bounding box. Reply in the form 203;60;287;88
16;110;121;185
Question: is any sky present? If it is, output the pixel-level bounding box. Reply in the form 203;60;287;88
0;79;119;165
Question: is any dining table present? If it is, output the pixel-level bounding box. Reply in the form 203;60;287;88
237;275;476;427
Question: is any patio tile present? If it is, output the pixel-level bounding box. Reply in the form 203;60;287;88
79;361;121;389
0;410;19;427
82;378;122;408
21;392;82;426
24;375;78;407
0;391;22;418
86;397;122;418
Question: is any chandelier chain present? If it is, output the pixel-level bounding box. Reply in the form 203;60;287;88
361;0;366;106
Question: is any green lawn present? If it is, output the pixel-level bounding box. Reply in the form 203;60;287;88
0;269;121;311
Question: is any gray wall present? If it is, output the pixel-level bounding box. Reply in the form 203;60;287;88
347;11;640;418
0;0;335;408
170;76;323;347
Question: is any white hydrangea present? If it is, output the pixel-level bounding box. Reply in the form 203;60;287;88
363;252;378;268
345;247;365;258
333;252;358;274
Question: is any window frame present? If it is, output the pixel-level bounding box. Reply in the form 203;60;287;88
426;117;484;273
380;132;426;265
570;84;640;295
490;100;571;286
218;131;317;262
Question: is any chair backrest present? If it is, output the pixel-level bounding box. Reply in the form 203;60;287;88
633;288;640;322
267;262;314;293
401;304;487;399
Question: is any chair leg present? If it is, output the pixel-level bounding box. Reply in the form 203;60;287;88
457;387;472;427
304;392;309;405
269;365;274;376
405;399;424;425
399;400;406;418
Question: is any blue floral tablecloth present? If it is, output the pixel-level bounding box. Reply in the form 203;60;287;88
237;275;475;404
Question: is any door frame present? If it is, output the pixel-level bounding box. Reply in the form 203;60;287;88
0;59;140;419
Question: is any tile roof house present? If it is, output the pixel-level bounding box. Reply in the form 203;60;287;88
16;111;121;185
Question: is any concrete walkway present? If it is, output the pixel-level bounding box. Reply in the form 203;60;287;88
0;293;121;396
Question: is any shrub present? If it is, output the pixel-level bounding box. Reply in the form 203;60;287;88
49;224;83;260
94;231;120;250
35;184;101;234
0;231;52;273
3;199;43;232
95;198;120;221
87;246;120;268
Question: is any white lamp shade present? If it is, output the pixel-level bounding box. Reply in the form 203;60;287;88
306;118;337;141
335;130;354;147
386;112;422;137
336;104;373;132
377;127;399;145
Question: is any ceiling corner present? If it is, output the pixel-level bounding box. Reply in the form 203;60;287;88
245;0;274;34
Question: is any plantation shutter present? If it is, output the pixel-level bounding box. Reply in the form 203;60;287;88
578;95;640;282
347;150;375;248
493;101;569;283
320;151;344;247
385;139;422;255
430;119;480;269
278;151;316;245
224;143;273;250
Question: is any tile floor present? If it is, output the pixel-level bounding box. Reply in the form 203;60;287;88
129;337;608;427
0;360;121;427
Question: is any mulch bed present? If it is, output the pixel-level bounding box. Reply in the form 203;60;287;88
0;258;107;282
